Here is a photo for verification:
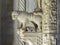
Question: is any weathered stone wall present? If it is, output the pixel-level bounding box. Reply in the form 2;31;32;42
1;0;13;45
0;0;2;45
57;0;60;45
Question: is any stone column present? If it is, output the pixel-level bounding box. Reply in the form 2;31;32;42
12;0;26;45
18;0;26;11
34;0;42;12
37;0;41;9
13;0;26;11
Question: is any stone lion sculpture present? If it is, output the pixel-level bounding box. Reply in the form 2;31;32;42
12;11;42;32
12;11;42;45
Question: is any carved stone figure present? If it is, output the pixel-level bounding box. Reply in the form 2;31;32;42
12;11;42;33
12;0;57;45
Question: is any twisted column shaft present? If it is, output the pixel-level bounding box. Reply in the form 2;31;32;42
18;0;26;11
13;0;26;11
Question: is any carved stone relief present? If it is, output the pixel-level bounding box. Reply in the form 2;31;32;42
14;12;42;33
12;0;57;45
